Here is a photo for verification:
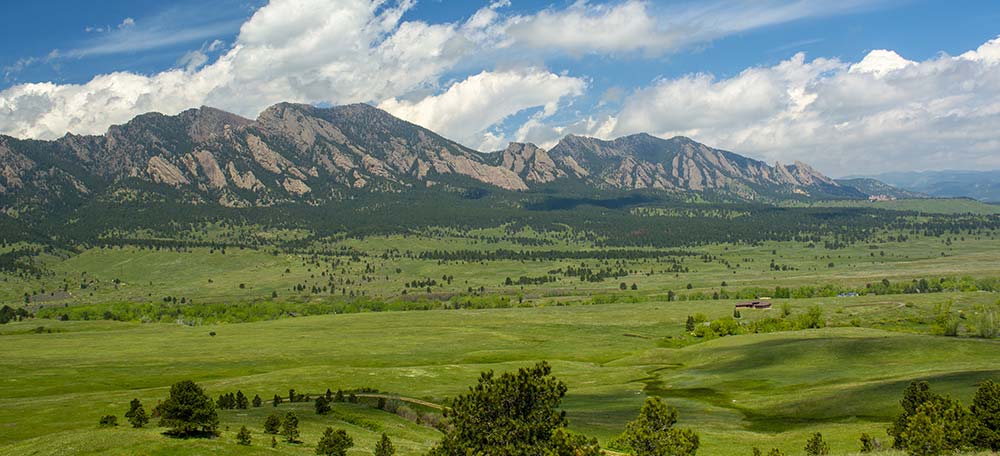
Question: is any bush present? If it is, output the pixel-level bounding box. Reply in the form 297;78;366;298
859;433;881;452
99;415;118;427
375;433;396;456
971;380;1000;450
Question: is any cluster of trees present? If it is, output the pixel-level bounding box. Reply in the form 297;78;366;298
887;380;1000;455
216;390;259;409
685;306;825;339
0;305;31;324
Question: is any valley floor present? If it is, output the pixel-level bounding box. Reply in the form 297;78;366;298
2;293;998;455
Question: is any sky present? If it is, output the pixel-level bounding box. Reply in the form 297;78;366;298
1;0;1000;176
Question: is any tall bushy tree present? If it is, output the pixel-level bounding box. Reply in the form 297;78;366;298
889;381;940;448
236;425;252;446
282;412;300;443
124;398;149;428
264;412;282;434
804;433;829;456
155;380;219;436
315;427;353;456
252;394;262;408
315;396;332;415
901;398;975;455
618;397;699;456
971;380;1000;450
428;361;600;456
374;433;395;456
235;390;249;409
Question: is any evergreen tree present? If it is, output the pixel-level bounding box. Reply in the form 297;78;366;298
252;394;262;407
859;433;880;453
124;398;149;428
315;427;353;456
99;415;118;427
273;393;282;407
334;390;345;402
156;380;219;436
618;397;699;456
315;396;332;415
428;362;600;456
971;380;1000;450
374;433;396;456
804;433;830;455
282;412;300;443
685;315;695;332
264;412;282;434
235;390;249;409
889;381;940;448
236;425;252;446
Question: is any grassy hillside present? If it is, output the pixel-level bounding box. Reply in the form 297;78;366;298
782;198;1000;215
1;293;998;455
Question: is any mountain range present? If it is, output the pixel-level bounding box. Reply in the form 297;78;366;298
1;102;906;212
852;170;1000;203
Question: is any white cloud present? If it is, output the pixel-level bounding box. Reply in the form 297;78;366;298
379;69;586;147
504;0;886;56
602;37;1000;175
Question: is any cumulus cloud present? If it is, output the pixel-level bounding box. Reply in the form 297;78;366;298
379;69;586;148
603;37;1000;174
0;0;478;139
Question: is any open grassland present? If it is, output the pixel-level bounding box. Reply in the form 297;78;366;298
3;227;998;309
1;292;998;455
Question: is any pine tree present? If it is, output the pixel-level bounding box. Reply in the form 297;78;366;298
236;390;249;409
252;394;262;407
273;393;282;407
804;433;830;455
618;397;699;456
264;412;282;434
282;412;300;443
236;425;252;446
156;380;219;436
315;396;332;415
685;315;695;332
315;427;353;456
972;380;1000;450
125;398;149;428
374;433;396;456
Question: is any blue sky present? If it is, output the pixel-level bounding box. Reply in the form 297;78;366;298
2;0;1000;175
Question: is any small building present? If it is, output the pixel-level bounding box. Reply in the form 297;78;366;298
735;300;772;309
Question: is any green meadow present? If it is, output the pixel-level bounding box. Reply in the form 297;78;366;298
2;291;999;455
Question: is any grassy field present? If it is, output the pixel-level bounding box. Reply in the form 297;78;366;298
2;292;998;455
781;198;1000;215
4;226;998;308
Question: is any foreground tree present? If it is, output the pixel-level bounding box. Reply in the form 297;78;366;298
971;380;1000;450
901;398;975;455
282;412;300;443
155;380;219;436
315;427;353;456
374;432;395;456
889;381;941;448
617;397;699;456
428;361;600;456
236;425;252;446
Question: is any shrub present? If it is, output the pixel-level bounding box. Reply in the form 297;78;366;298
859;433;881;452
971;380;1000;450
99;415;118;427
375;433;396;456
